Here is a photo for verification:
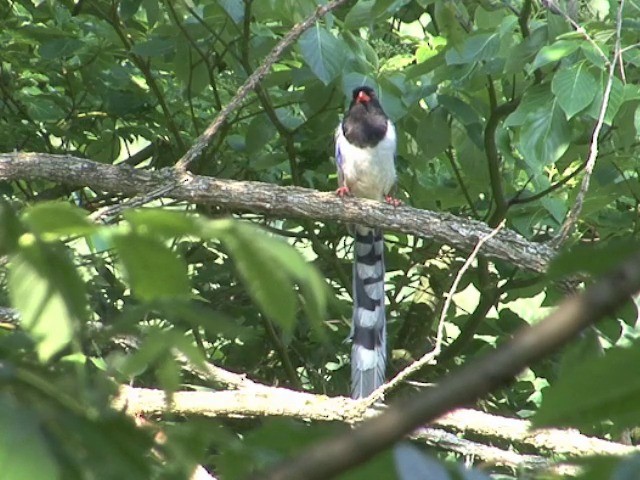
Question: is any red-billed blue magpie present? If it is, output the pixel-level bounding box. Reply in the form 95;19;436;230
335;86;399;399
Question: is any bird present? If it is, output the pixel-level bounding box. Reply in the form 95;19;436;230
334;86;399;399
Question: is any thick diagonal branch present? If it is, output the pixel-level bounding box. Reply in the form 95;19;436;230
0;152;553;272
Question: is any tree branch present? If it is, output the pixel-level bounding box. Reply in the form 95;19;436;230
113;383;636;474
0;152;555;274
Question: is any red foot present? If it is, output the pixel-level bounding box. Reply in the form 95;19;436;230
336;186;351;198
385;195;402;207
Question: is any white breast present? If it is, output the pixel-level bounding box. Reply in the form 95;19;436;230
336;121;397;201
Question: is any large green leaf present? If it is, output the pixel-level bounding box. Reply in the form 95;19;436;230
551;62;598;118
209;221;298;331
531;39;581;70
204;220;327;333
416;109;451;160
0;395;59;480
124;209;201;238
344;0;376;29
219;0;244;23
533;343;640;430
298;25;346;85
520;99;570;168
506;86;570;170
9;239;86;362
445;32;500;65
23;202;96;238
113;234;191;301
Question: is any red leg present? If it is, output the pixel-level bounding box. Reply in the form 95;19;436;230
385;194;402;207
336;185;351;198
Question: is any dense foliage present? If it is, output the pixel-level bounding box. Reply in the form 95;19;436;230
1;0;640;478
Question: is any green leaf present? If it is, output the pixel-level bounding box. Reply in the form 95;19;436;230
445;32;500;65
124;209;201;238
531;39;580;70
298;25;345;85
0;201;23;256
547;240;640;280
204;220;327;333
249;227;328;331
142;0;161;26
416;110;451;160
245;114;277;154
0;395;60;480
345;0;376;29
119;0;143;19
113;234;191;301
131;37;175;57
212;221;297;331
39;38;84;60
533;343;640;430
520;99;569;168
219;0;244;23
9;239;86;362
23;202;95;238
506;86;570;170
551;62;598;118
26;96;65;122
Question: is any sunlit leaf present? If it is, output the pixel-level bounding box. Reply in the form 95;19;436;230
23;202;95;238
298;25;346;84
9;239;86;362
124;209;200;238
113;234;191;301
552;62;598;118
531;39;581;70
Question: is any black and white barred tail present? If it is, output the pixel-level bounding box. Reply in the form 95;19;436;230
350;225;386;399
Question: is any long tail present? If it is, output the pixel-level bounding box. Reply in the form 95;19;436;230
351;225;386;399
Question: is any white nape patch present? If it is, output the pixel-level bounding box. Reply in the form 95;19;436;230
336;121;397;201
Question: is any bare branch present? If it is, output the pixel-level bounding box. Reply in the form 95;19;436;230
113;383;636;474
0;152;555;274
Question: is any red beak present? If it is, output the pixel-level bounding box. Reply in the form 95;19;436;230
357;91;371;103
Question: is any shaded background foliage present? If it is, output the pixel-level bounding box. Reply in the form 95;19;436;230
1;0;640;478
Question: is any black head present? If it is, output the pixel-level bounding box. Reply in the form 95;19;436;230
342;86;389;148
350;86;381;110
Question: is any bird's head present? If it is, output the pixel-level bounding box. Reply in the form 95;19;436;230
351;86;377;105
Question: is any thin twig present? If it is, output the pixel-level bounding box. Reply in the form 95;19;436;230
552;0;625;247
365;220;506;405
